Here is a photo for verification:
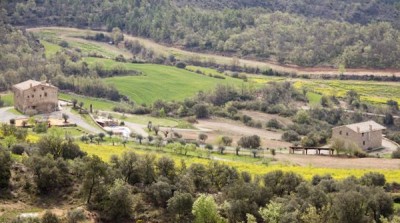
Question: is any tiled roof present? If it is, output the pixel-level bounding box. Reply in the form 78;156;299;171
13;80;55;91
335;120;386;133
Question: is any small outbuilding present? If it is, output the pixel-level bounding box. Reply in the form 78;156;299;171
12;80;58;114
332;120;386;150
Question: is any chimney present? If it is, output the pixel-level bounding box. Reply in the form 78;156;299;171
357;127;360;133
30;83;32;88
369;125;373;131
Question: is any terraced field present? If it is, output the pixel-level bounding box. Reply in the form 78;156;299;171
83;58;246;104
79;142;400;182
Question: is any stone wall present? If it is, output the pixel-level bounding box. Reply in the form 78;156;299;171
14;84;58;114
332;126;383;150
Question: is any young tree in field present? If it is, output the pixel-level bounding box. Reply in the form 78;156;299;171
88;134;95;143
147;121;153;132
80;135;89;143
153;125;160;135
78;102;84;111
136;134;143;144
238;135;261;149
331;138;345;155
198;133;208;143
83;155;107;204
98;132;105;141
107;130;114;138
192;194;221;223
235;146;240;156
62;113;69;123
71;98;78;109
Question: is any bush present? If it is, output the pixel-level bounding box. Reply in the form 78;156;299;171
41;211;59;223
266;119;282;129
193;104;209;119
175;62;186;69
11;144;25;155
205;144;213;150
66;208;86;223
392;150;400;159
33;122;48;133
354;149;368;158
282;130;300;142
59;40;69;48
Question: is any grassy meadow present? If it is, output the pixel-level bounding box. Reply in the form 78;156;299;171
82;57;246;104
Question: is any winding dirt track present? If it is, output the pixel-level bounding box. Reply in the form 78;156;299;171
28;27;400;77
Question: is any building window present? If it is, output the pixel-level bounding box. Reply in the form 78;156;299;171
339;131;342;135
40;95;42;98
33;89;36;92
27;96;29;99
31;95;34;98
42;87;44;90
44;92;47;97
363;141;366;145
346;132;348;136
362;133;364;137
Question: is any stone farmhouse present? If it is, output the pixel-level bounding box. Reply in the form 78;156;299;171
332;120;386;150
12;80;58;114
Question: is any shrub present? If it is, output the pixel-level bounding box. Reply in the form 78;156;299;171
66;208;86;223
33;122;48;133
175;62;186;69
59;40;69;48
266;119;282;129
193;104;209;119
11;144;25;155
205;144;213;150
41;211;59;223
392;150;400;159
354;149;368;158
282;130;300;142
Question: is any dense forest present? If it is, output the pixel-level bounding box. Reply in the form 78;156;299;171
2;0;400;69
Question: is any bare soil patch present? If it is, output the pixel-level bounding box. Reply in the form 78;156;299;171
173;118;292;148
274;153;400;169
240;110;293;127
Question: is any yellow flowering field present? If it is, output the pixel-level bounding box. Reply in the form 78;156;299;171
79;143;400;183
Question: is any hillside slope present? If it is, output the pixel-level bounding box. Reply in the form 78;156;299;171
3;0;400;69
175;0;400;27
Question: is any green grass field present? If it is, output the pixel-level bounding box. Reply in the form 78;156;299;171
83;58;246;104
295;80;400;105
307;92;323;106
41;40;62;57
59;93;119;111
1;93;14;106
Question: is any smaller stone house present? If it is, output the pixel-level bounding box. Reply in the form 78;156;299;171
12;80;58;114
331;120;386;150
